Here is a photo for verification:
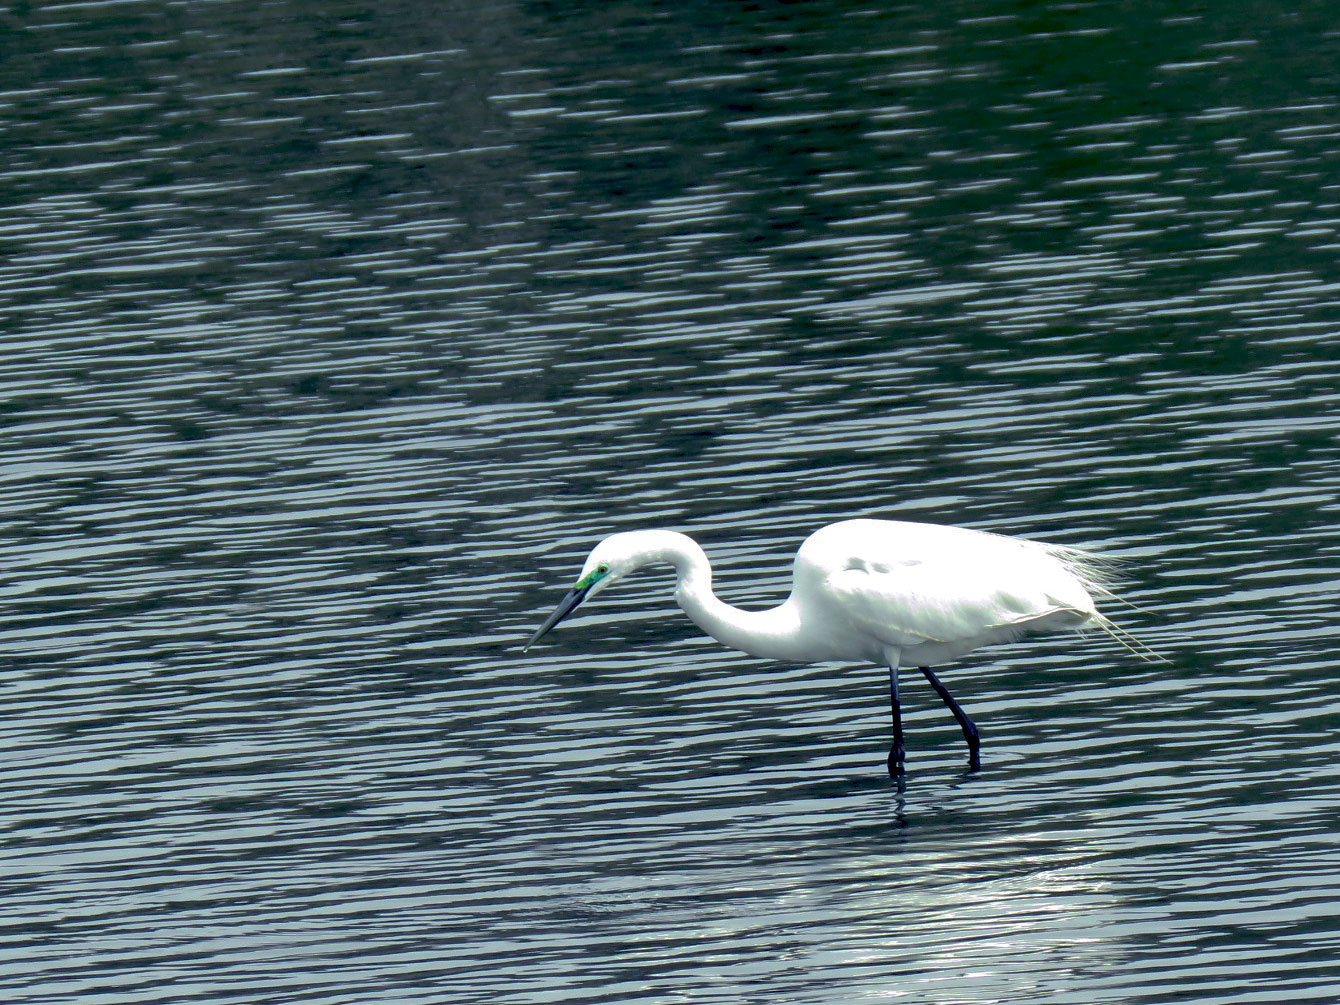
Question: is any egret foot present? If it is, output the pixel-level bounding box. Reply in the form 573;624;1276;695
887;661;904;778
918;665;981;771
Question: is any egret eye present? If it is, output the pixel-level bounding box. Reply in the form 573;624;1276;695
597;563;609;575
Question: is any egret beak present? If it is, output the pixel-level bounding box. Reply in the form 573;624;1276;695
524;583;591;651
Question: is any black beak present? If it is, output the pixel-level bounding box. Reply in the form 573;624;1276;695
524;584;591;651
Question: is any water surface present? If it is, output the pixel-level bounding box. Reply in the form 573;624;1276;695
4;2;1340;1002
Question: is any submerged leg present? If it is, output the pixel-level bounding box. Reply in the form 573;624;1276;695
918;665;981;771
887;662;904;777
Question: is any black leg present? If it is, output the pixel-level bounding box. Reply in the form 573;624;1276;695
918;665;981;771
887;663;904;777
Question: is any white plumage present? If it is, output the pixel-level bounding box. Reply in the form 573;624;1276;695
797;520;1105;665
526;518;1137;776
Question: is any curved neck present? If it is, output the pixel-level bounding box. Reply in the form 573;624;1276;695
636;531;808;662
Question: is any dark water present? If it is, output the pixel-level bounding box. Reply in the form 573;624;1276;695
5;2;1340;1002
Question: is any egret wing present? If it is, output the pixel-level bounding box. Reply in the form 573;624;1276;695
822;562;1020;646
795;519;1098;653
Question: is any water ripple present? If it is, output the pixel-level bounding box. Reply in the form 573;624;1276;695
4;2;1340;1003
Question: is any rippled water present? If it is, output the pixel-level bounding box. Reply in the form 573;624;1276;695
5;2;1340;1003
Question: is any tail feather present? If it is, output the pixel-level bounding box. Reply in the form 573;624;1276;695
1046;543;1166;663
1087;612;1167;663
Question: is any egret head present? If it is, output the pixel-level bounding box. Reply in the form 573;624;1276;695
524;535;643;651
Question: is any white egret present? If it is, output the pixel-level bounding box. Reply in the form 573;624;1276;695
526;519;1143;776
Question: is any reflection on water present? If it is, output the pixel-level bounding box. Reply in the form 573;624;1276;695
4;0;1340;1002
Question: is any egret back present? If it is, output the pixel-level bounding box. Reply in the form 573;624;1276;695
792;519;1102;666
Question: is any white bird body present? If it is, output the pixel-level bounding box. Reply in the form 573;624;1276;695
527;518;1128;775
793;519;1101;666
